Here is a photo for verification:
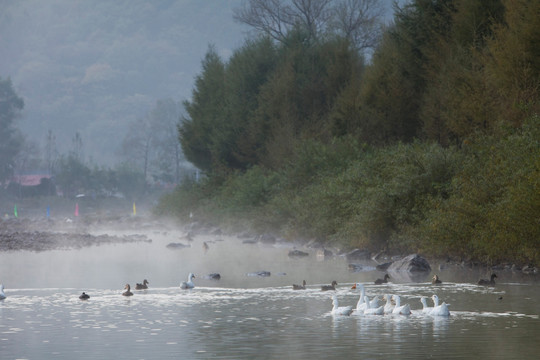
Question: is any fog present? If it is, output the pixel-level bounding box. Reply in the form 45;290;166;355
0;0;404;166
0;0;246;164
0;220;380;291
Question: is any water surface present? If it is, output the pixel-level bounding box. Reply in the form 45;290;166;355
0;225;539;359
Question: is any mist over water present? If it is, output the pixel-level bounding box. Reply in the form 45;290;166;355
1;221;539;359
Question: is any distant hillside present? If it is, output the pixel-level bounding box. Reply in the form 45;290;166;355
0;0;246;164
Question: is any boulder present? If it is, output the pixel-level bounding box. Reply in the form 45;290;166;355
348;264;363;272
288;249;309;257
259;233;276;244
246;271;271;277
387;254;431;273
345;249;371;261
316;248;334;258
166;242;191;249
375;262;392;271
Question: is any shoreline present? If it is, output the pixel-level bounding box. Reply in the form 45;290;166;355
1;215;538;278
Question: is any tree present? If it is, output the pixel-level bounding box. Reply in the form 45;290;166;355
179;46;226;173
148;98;185;184
484;0;540;126
120;98;187;185
120;115;153;183
45;129;59;175
55;154;91;197
328;0;384;52
233;0;383;54
0;76;24;183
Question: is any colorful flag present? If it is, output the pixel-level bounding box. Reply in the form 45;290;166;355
14;205;18;218
133;202;136;216
47;206;50;218
75;203;79;217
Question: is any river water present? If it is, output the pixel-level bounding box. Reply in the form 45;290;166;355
0;224;539;359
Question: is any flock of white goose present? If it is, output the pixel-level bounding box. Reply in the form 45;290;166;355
331;282;450;317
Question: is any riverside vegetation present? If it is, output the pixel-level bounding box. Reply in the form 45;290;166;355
154;0;540;266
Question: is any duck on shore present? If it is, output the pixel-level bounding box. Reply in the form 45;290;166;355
321;280;338;291
374;274;390;285
478;273;497;285
135;279;149;290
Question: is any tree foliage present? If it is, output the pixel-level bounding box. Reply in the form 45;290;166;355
167;0;540;265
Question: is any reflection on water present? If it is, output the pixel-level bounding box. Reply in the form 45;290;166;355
0;227;539;359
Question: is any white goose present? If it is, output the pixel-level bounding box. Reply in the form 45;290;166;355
391;295;411;315
430;294;450;316
368;295;380;309
355;283;369;313
420;296;433;314
180;273;195;289
331;295;353;316
363;296;384;315
383;294;394;314
0;284;6;300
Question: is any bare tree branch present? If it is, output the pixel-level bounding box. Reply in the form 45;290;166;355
234;0;384;53
330;0;384;51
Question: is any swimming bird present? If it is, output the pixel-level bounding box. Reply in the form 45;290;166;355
432;274;442;284
180;273;195;289
478;273;497;285
122;284;133;296
374;274;390;285
293;280;306;290
0;284;6;300
420;296;433;314
135;279;149;290
321;280;338;291
354;284;368;313
391;295;411;315
363;296;384;315
331;295;353;316
382;294;394;314
430;294;450;316
368;295;380;308
204;273;221;280
79;292;90;300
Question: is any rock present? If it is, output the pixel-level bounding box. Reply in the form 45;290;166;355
345;249;371;261
387;254;431;273
376;262;392;271
259;234;276;244
288;249;309;257
242;239;257;244
522;265;538;274
316;248;334;259
246;271;271;277
348;264;363;272
166;242;191;249
203;273;221;280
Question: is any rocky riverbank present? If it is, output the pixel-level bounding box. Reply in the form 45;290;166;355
0;216;152;252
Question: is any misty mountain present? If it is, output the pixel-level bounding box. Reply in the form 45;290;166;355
0;0;246;165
